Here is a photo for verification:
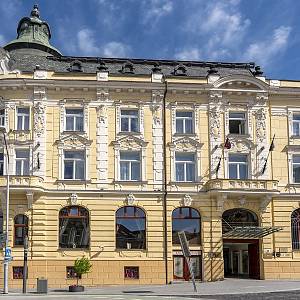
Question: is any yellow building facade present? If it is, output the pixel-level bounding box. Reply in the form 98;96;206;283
1;6;300;289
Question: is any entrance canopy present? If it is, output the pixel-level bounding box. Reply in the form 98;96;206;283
223;226;283;239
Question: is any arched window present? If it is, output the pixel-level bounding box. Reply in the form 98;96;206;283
291;209;300;250
116;206;146;250
14;214;28;246
59;206;89;249
172;207;201;245
222;208;258;234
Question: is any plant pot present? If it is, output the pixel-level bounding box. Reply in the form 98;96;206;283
69;285;84;292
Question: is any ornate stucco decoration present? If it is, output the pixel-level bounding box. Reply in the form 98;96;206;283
26;192;34;209
69;193;78;205
33;101;46;137
209;106;221;140
259;195;272;213
168;136;203;152
151;90;163;126
126;193;135;205
238;195;247;207
97;104;107;124
113;135;148;151
255;108;267;143
0;48;20;75
216;194;227;212
55;133;92;149
183;194;193;206
228;136;255;153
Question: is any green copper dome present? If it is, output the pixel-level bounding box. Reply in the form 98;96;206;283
4;5;61;57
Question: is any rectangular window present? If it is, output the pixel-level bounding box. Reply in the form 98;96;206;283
228;154;248;180
293;155;300;183
0;152;3;176
124;266;139;279
175;153;196;182
66;266;81;279
229;112;246;135
0;109;4;127
13;266;25;279
64;151;85;180
293;114;300;136
17;108;30;131
176;111;194;134
65;108;84;131
120;110;139;132
15;150;30;175
120;151;141;181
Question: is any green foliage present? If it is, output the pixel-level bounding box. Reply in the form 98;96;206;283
73;256;92;280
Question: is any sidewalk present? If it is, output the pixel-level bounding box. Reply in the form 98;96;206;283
3;279;300;296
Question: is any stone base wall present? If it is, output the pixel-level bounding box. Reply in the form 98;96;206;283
264;261;300;279
0;260;173;289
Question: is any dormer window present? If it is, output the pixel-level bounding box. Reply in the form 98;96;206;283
69;61;83;72
174;64;187;76
121;62;134;74
0;109;4;127
229;112;247;135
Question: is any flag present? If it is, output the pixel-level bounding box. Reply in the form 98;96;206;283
224;137;231;149
262;160;267;174
269;134;275;151
215;156;222;177
37;152;40;170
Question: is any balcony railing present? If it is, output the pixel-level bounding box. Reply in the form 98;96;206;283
206;178;279;193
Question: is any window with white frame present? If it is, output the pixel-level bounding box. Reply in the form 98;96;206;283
0;152;3;176
175;152;196;182
17;108;30;131
64;150;85;180
65;108;84;132
228;154;248;179
120;151;141;181
293;114;300;136
15;149;30;176
0;109;4;127
120;110;139;132
229;112;247;135
293;155;300;183
176;111;194;134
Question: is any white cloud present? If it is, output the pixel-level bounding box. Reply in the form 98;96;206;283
175;48;201;61
243;26;292;66
77;29;101;56
103;41;130;58
141;0;173;25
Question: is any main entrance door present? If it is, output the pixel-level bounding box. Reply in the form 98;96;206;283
173;255;202;281
222;209;260;279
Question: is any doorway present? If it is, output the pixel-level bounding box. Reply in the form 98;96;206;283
173;255;202;281
223;239;260;279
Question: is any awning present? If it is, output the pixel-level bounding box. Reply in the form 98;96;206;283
223;226;283;239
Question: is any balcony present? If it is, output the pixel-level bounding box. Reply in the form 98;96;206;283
0;175;44;191
206;178;279;194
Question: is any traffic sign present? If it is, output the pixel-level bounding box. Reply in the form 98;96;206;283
5;247;11;258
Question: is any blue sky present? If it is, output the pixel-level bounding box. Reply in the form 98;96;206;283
0;0;298;79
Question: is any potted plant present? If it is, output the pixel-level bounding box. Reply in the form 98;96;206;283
69;256;92;292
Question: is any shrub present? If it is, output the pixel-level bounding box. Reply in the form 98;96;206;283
73;256;92;286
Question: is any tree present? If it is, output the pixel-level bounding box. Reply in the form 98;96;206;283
73;256;92;286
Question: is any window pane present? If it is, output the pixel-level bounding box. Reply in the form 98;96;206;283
176;153;194;162
121;118;129;131
75;117;84;131
294;165;300;183
176;111;192;117
16;150;29;159
185;119;193;133
66;109;83;115
24;116;29;130
64;161;74;179
229;120;241;134
75;161;85;179
186;164;195;181
120;152;140;161
120;162;129;180
18;108;29;114
66;117;74;131
131;162;140;181
23;160;29;175
293;156;300;164
131;118;138;132
229;155;247;163
65;151;84;159
294;115;300;121
229;164;237;179
176;119;184;133
17;116;23;130
16;161;22;175
239;164;248;179
121;110;138;116
176;163;185;181
229;112;245;119
293;123;300;136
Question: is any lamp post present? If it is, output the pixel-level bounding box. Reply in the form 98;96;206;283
0;127;10;294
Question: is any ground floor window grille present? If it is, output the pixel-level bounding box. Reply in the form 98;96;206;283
292;209;300;250
124;266;139;279
13;267;25;279
66;266;81;279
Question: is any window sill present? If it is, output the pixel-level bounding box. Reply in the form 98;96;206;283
169;181;201;185
58;248;90;251
56;179;91;185
114;180;148;185
116;248;147;252
62;131;86;135
12;130;30;134
173;133;196;137
290;135;300;139
117;131;142;136
227;133;250;138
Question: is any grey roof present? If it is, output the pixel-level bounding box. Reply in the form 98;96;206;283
8;51;258;78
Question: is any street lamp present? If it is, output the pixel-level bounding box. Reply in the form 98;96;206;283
0;127;10;294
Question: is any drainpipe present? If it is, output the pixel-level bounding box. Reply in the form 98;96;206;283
162;79;168;284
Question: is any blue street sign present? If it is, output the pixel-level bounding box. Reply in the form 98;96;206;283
5;247;11;258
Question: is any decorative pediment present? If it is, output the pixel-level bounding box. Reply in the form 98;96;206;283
227;135;256;152
112;135;148;150
169;136;203;151
55;133;92;148
213;75;268;91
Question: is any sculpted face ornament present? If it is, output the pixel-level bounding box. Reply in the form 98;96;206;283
70;193;78;205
